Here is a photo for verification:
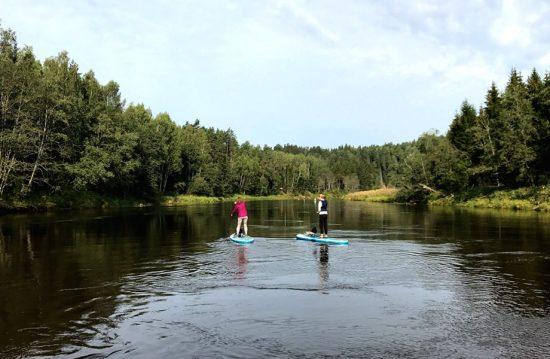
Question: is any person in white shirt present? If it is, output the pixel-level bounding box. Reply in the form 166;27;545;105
317;194;328;238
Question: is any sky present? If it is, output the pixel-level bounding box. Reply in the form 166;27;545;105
1;0;549;147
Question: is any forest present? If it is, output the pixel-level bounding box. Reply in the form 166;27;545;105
1;26;549;205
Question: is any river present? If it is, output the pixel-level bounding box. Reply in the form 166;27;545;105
1;200;549;358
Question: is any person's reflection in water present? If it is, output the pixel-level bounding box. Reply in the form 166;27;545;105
0;225;7;265
313;244;329;289
236;246;248;280
26;230;35;261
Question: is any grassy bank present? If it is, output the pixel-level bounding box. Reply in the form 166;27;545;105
343;188;399;202
430;187;550;212
3;187;548;214
161;193;313;206
344;186;550;212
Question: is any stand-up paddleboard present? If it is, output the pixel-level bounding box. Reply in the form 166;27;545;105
296;233;348;245
230;233;254;244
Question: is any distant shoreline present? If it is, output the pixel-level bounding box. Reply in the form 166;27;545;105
344;187;550;212
0;193;314;215
2;187;550;215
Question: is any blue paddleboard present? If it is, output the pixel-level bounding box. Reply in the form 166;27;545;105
230;234;254;244
296;233;348;245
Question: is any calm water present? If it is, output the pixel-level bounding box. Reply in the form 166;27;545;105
1;200;550;358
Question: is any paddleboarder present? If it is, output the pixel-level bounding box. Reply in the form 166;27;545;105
317;193;328;238
231;197;248;237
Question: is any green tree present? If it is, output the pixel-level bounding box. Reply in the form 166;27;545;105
405;132;469;193
497;69;536;185
140;112;182;194
470;83;502;186
68;104;141;195
527;69;550;182
447;101;479;161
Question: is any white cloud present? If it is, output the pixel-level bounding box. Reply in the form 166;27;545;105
270;0;340;46
538;52;550;68
0;0;548;147
490;0;544;47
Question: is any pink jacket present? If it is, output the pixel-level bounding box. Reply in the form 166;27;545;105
231;201;248;218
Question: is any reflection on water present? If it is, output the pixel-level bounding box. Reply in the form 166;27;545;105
236;247;248;280
0;201;550;358
314;245;329;288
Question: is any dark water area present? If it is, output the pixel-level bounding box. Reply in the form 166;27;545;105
1;200;550;358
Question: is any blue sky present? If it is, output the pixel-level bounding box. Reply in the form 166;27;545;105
1;0;549;147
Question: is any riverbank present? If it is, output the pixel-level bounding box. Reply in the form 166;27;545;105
161;193;313;206
345;186;550;212
3;187;549;214
0;192;314;214
343;188;400;202
430;186;550;212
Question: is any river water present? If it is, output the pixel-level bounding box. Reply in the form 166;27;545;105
1;200;550;358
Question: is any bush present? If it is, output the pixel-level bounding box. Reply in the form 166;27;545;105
188;176;213;196
395;185;432;204
174;182;186;194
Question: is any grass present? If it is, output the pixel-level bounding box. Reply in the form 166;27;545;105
343;188;399;203
429;186;550;212
161;195;222;206
161;193;313;206
224;193;314;201
343;186;550;212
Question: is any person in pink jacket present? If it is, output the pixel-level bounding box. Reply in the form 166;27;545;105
230;197;248;237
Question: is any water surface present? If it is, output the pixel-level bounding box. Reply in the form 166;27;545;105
1;200;550;358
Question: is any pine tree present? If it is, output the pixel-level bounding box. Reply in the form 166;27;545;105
467;84;502;186
497;69;536;185
447;101;478;160
532;72;550;181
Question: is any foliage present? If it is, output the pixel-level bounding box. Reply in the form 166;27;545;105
0;26;548;210
394;185;435;205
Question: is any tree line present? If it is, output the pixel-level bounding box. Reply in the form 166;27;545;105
1;26;548;201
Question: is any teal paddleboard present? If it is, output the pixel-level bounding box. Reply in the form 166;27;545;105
230;234;254;244
296;233;348;245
